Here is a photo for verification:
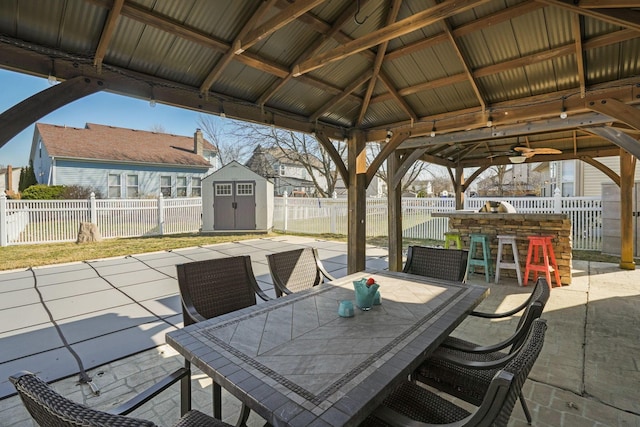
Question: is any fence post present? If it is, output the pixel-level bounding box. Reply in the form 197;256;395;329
330;191;337;234
90;192;97;224
283;191;288;232
554;187;562;213
158;194;165;235
0;193;7;247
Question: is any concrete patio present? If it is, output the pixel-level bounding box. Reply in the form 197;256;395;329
0;235;638;426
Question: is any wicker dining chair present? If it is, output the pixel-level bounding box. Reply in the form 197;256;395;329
266;247;335;297
176;255;270;424
10;370;233;427
413;277;550;424
364;319;548;427
402;245;469;282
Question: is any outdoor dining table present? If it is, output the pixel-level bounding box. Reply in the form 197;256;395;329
166;270;489;427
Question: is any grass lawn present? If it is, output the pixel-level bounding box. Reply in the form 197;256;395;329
0;232;626;272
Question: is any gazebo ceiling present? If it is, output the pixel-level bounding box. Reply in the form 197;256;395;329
1;0;639;167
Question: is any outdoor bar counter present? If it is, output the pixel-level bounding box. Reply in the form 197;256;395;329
433;211;572;285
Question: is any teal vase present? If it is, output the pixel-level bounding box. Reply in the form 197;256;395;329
353;279;380;311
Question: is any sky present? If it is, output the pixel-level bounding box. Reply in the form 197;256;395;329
0;68;224;168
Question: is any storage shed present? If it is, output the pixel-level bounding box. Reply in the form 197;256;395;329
202;161;273;232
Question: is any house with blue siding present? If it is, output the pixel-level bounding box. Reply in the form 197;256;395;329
30;123;218;198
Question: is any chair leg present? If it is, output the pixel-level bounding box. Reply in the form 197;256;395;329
181;360;192;416
236;404;252;427
520;391;532;424
213;382;222;420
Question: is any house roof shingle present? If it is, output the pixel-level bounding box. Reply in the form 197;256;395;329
35;123;216;167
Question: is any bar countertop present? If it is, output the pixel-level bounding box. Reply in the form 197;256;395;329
432;211;568;220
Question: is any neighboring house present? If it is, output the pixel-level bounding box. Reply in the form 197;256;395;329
30;123;218;198
245;146;327;196
0;165;22;195
476;163;543;196
536;158;640;197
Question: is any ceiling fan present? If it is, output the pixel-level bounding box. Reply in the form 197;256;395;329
490;144;562;163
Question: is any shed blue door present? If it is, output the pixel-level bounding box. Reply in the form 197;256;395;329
213;181;256;230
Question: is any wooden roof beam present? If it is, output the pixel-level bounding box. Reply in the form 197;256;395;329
310;71;373;122
200;0;276;94
536;0;640;32
357;0;402;126
293;0;493;76
93;0;124;72
234;0;329;54
257;1;360;106
441;19;486;110
572;13;587;98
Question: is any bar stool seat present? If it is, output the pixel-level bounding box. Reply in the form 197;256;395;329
444;232;462;249
495;235;522;285
466;233;493;282
524;235;561;289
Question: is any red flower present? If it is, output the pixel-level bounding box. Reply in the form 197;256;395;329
366;277;376;286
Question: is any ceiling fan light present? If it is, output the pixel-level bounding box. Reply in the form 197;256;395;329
509;155;526;164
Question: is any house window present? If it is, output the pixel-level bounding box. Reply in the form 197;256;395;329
215;183;232;196
177;176;187;197
127;174;139;198
108;174;121;198
191;177;202;197
279;165;286;176
236;183;253;196
160;176;172;197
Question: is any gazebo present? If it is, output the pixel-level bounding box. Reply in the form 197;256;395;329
1;0;639;272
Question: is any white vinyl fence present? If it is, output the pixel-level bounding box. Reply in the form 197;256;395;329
0;192;602;251
0;193;202;246
274;193;602;251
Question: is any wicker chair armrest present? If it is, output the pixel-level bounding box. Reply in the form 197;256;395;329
470;298;529;318
107;367;190;415
313;248;336;282
182;301;209;324
371;405;471;427
430;348;520;371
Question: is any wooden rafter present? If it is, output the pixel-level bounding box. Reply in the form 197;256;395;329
234;0;328;54
357;0;402;126
310;71;373;122
441;19;485;110
293;0;493;76
93;0;124;72
257;1;360;106
366;132;408;187
572;13;586;98
536;0;640;32
578;0;640;7
200;0;276;94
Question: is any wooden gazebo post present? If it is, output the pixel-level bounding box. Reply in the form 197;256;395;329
387;150;403;272
347;130;367;274
619;149;636;270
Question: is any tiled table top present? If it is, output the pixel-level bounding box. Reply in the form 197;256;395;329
166;271;488;427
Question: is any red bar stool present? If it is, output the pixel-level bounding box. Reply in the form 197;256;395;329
524;235;561;288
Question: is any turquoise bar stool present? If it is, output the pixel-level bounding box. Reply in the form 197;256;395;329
466;233;493;282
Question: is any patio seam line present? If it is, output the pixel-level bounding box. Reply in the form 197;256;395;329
126;254;179;280
83;260;180;329
29;267;94;390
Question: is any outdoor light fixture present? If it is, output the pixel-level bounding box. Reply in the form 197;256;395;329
149;98;156;108
219;102;226;118
430;121;436;137
486;115;493;128
385;130;393;143
47;74;57;85
509;155;526;164
559;98;567;119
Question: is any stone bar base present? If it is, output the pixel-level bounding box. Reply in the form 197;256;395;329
433;212;572;285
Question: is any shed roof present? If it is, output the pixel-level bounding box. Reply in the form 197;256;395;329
35;122;214;167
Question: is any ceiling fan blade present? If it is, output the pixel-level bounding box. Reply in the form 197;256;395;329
513;146;533;153
532;148;562;155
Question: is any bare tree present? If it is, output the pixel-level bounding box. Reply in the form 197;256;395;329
197;114;252;166
149;124;167;133
230;122;346;197
367;143;430;195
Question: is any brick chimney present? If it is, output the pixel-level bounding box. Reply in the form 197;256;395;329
194;129;203;157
